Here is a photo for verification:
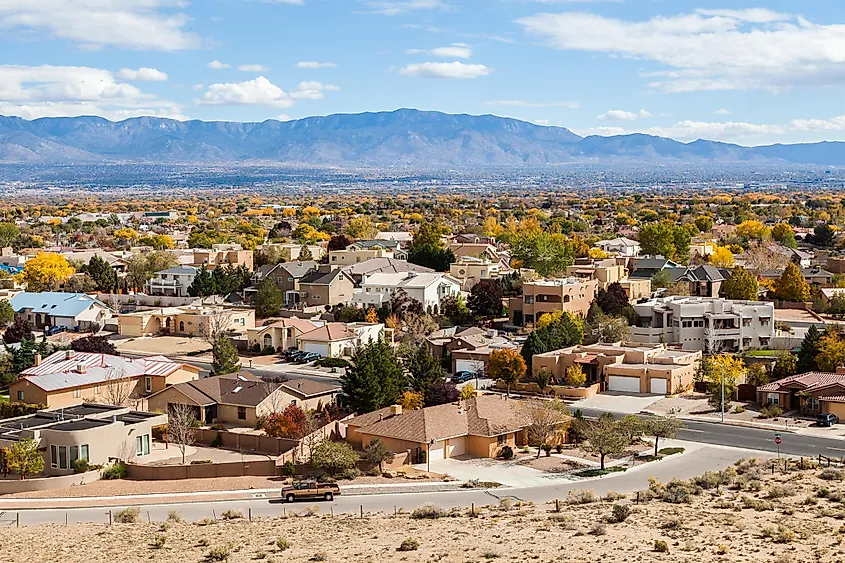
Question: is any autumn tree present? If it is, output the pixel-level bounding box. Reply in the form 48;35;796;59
705;355;746;412
709;246;734;268
345;216;378;239
523;399;570;458
774;263;810;302
724;266;758;301
771;223;797;248
263;404;308;438
4;438;44;480
399;390;424;411
579;413;631;471
694;216;713;233
468;280;503;320
16;252;74;291
341;337;406;413
564;364;587;387
488;348;526;396
736;220;771;242
816;328;845;372
328;234;355;252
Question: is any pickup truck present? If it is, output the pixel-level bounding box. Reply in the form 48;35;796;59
281;480;340;502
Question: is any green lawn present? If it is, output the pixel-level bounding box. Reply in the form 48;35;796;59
744;350;779;357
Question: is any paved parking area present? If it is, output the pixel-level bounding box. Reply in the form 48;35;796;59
572;392;664;414
418;457;568;488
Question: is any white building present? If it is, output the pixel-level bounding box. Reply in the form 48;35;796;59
353;272;462;312
630;296;775;353
297;322;386;358
146;265;199;298
595;237;641;257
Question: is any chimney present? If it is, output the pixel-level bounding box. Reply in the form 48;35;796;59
390;404;402;416
34;354;41;367
837;367;845;375
76;364;87;374
65;350;73;360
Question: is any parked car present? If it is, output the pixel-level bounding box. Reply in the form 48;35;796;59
818;413;840;427
296;352;322;364
281;480;340;502
45;325;67;336
451;371;475;384
285;349;306;362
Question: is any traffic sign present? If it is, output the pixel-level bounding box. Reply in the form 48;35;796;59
775;437;782;445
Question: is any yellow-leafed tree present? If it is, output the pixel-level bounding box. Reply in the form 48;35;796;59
16;252;75;291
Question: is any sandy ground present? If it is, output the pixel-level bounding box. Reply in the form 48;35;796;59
114;335;212;355
649;393;815;428
3;458;843;563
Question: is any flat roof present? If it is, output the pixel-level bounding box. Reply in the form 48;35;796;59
61;404;125;417
50;419;112;432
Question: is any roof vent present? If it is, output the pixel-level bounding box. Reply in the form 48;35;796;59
76;364;87;374
390;404;402;416
65;350;74;360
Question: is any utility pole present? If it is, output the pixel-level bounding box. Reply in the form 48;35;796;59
721;362;725;423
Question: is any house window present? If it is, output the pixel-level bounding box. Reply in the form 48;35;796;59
524;295;534;304
136;434;151;456
743;318;752;327
81;444;89;462
179;321;185;332
760;318;771;326
767;394;780;406
73;388;80;399
808;397;820;411
238;406;247;420
145;376;152;393
16;391;23;401
58;445;68;470
497;434;507;445
50;445;58;469
69;445;79;468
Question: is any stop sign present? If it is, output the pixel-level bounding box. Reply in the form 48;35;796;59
775;437;782;445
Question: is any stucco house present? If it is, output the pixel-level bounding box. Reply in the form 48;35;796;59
508;278;599;326
297;266;356;308
246;317;319;352
297;322;385;358
758;371;845;417
117;305;255;337
146;265;198;298
10;292;113;331
595;237;641;257
353;272;462;312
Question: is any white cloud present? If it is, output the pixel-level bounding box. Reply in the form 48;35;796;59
192;83;204;90
0;64;185;120
484;100;579;108
196;76;338;108
207;60;231;70
0;0;201;51
714;108;731;115
366;0;449;16
238;64;269;72
407;43;472;58
297;61;337;69
399;61;489;79
516;9;845;92
117;67;168;82
597;109;652;121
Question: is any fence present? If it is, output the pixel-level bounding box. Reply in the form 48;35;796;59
126;459;277;480
0;469;101;494
193;428;299;457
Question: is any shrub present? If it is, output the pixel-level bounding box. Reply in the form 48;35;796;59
603;491;626;502
759;405;783;419
114;507;140;523
211;432;223;448
658;447;685;456
775;525;795;543
481;551;500;559
766;484;795;499
566;489;598;505
191;459;213;465
734;406;746;414
73;458;89;474
310;553;327;561
340;467;360;481
398;538;419;552
206;544;232;562
499;445;514;460
221;509;243;520
741;496;774;511
167;510;183;522
576;466;627;478
281;461;296;478
151;535;166;549
411;504;445;519
542;444;553;457
103;463;127;480
661;479;698;504
609;504;631;523
821;468;845;481
315;357;350;369
276;538;290;552
589;523;607;536
716;544;729;555
654;540;669;553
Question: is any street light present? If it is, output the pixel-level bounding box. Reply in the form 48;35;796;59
721;361;726;423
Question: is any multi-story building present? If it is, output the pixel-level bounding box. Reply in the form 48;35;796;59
630;296;775;352
450;256;514;291
146;265;199;298
595;237;641;257
329;246;395;266
353;272;462;312
508;278;599;326
192;244;254;271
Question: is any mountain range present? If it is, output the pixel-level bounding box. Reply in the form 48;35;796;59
1;109;844;167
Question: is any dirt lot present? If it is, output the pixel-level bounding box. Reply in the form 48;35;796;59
649;392;815;428
114;336;212;356
4;458;843;562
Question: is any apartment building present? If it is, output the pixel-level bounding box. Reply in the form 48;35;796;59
353;272;462;312
630;296;775;353
508;278;599;326
450;256;514;290
192;244;254;271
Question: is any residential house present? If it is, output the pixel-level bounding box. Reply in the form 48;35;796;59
346;395;556;462
146;265;199;298
297;266;356;308
353;272;462;312
347;239;407;260
375;232;413;244
192;245;254;271
427;327;518;374
297;322;385;357
628;257;685;281
630;296;775;352
0;403;167;476
450;256;514;291
689;241;716;261
10;351;200;409
677;265;728;298
508;278;599;326
10;292;113;331
147;372;340;427
329;246;395;266
244;261;318;307
453;234;496;245
258;244;325;262
761;267;833;286
565;259;628;290
447;242;500;262
827;257;845;275
595;237;641;257
246;317;319;352
117;305;255;338
757;370;845;416
533;343;701;395
340;258;433;285
61;250;128;274
769;245;813;268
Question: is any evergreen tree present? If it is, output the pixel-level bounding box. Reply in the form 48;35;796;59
6;339;50;380
86;255;118;292
298;245;314;261
797;324;821;373
211;335;241;375
407;345;445;393
595;282;630;317
520;313;583;371
188;265;217;297
254;278;285;318
341;337;406;413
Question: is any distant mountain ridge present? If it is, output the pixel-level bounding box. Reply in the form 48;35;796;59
1;108;844;166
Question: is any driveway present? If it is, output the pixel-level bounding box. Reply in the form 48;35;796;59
417;457;570;488
572;392;664;414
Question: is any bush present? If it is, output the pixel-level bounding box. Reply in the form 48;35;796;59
340;467;360;481
103;463;127;480
542;444;553;457
589;523;607;536
653;540;669;553
661;479;699;504
190;459;213;465
658;447;685;456
315;357;350;369
576;466;627;478
114;507;140;523
775;525;795;543
281;461;296;478
73;458;89;474
151;535;166;549
555;444;563;454
609;503;631;523
499;445;514;460
206;544;232;562
821;468;845;481
412;504;445;519
566;489;598;505
211;432;223;448
221;509;243;520
276;538;290;552
398;538;419;552
716;545;729;555
167;510;183;522
766;484;795;499
759;405;783;419
734;406;746;414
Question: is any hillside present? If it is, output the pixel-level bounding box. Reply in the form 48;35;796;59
2;109;845;166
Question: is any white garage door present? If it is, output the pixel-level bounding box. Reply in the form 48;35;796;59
607;376;641;393
649;378;668;395
302;342;329;357
455;360;485;374
446;437;466;458
428;441;445;462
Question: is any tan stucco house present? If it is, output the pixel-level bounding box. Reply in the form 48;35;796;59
246;317;318;352
117;305;255;338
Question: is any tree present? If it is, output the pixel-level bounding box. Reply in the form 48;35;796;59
694;216;713;233
523;399;570;458
407;244;455;272
643;417;683;457
407;345;445;394
391;289;424;318
71;335;118;355
167;404;196;465
724;266;758;301
399;313;439;349
774;263;810;302
441;294;472;326
263;404;308;438
460;383;476;400
365;307;379;323
585;308;630;344
487;348;526;396
534;368;553;395
743;244;789;275
310;439;359;476
0;222;21;248
736;220;771;242
211;335;241;375
86;255;118;292
797;325;821;373
102;367;135;407
345;216;378;239
816;328;845;372
424;381;460;406
510;232;575;277
16;252;74;291
810;223;836;247
138;234;175;250
298;245;314;261
254;278;285;318
772;223;797;248
772;351;798;380
638;222;690;262
4;438;44;480
341;337;406;413
595;282;629;317
705;355;745;412
125;251;177;292
709;246;734;268
328;234;354;252
3;317;32;344
468;280;503;320
579;413;631;471
399;390;424;411
188;265;216;297
363;439;393;473
520;313;583;372
564;364;587;387
0;300;13;327
650;269;672;289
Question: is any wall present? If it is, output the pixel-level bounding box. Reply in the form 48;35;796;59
96;293;198;308
126;459;276;480
492;381;600;399
0;468;101;494
193;427;299;457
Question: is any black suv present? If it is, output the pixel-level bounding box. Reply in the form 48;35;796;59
818;413;840;427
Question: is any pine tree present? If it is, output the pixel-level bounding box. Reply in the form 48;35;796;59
188;265;217;298
86;255;118;292
254;278;285;318
797;324;821;373
341;337;406;413
211;335;241;375
407;345;445;393
298;245;314;261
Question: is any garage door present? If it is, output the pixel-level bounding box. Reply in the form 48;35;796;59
446;437;466;458
428;441;445;462
302;342;329;356
455;360;485;375
607;376;641;393
649;378;668;395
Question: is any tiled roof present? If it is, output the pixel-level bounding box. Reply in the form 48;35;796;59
158;371;273;407
341;258;432;277
298;322;356;342
758;372;845;393
281;378;341;398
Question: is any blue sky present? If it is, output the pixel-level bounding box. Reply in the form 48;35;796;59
3;1;845;145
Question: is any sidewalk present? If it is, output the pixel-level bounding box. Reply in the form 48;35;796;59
644;408;845;440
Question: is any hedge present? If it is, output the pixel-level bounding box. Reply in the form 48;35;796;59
0;401;45;419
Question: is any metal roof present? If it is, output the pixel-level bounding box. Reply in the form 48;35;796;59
9;292;110;318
